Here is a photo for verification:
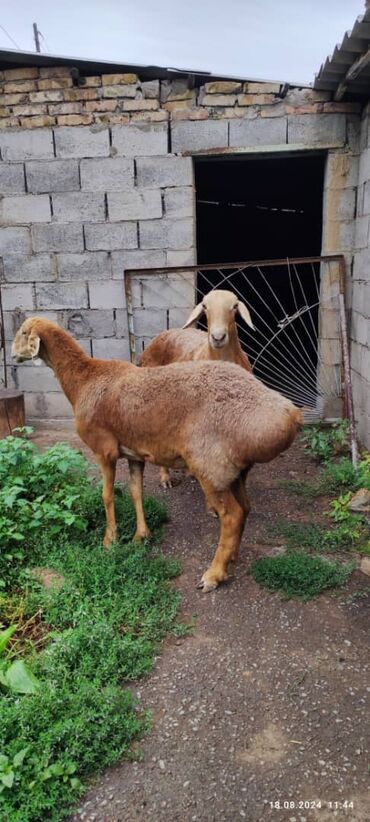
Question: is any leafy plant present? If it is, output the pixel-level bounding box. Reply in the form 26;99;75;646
250;551;354;599
0;748;28;794
0;626;39;695
302;421;349;463
0;433;180;821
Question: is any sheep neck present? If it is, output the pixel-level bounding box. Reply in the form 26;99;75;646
38;325;91;407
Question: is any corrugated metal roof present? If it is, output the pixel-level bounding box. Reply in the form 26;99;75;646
0;46;308;90
314;8;370;99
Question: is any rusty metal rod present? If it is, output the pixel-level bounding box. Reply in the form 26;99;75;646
125;255;344;277
0;286;8;388
339;292;359;466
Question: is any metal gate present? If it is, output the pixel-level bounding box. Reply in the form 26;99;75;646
124;255;352;426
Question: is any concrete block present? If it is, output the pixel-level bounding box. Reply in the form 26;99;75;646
89;280;125;309
111;123;168;156
92;337;130;360
111;249;166;278
114;309;129;337
14;363;60;392
132;273;195;309
0;129;54;160
229;117;286;147
139;217;194;250
84;222;137;251
351;311;368;346
0;226;31;254
108;189;162;221
32;223;84;252
26;159;79;193
62;309;115;338
35;282;88;309
54;126;109;158
3;253;56;282
133;308;167;336
171;119;228;152
57;252;111;280
287;114;346;146
354;216;369;250
137;156;193;188
362;181;370;215
324;152;359;190
358;147;370;185
356;183;365;218
164;186;194;218
42;392;74;419
0;163;25;194
168;307;194;327
0;195;51;226
1;284;34;310
52;192;105;222
166;248;197;266
142;80;160;99
80;157;134;191
324;187;356;221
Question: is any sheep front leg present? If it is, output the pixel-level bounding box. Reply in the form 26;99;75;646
128;460;150;541
197;478;248;592
97;456;118;548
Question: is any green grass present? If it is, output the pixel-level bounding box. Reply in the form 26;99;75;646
0;435;182;822
271;517;364;554
250;552;354;600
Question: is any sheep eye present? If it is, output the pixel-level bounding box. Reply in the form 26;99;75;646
202;303;207;310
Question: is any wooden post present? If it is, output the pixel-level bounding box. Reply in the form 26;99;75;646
0;389;25;439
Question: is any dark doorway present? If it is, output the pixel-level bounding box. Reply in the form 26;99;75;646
194;152;326;411
195;152;325;266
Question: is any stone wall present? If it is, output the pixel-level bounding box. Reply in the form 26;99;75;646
351;105;370;447
0;63;362;419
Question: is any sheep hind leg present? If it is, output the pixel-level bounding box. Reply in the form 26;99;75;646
128;460;150;541
197;478;248;593
159;466;172;489
97;455;118;548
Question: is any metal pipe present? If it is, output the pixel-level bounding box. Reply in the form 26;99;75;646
0;286;8;389
339;292;359;466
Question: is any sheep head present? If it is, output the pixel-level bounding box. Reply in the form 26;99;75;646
11;317;44;363
182;289;254;350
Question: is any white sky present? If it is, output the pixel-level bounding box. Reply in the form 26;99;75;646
0;0;366;84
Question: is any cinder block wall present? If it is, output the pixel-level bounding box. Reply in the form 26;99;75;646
351;104;370;447
0;64;361;420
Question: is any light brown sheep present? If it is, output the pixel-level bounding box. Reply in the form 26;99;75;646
12;317;302;592
141;289;254;487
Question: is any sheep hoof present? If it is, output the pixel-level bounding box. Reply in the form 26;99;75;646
160;479;172;490
133;528;150;541
196;575;220;593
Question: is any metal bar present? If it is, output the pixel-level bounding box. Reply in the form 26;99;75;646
124;271;137;365
0;286;7;388
125;255;344;278
339;291;359;467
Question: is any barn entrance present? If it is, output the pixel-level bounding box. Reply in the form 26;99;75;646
194;151;325;267
192;151;337;418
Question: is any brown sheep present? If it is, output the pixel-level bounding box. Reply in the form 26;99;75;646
141;289;254;487
12;317;302;592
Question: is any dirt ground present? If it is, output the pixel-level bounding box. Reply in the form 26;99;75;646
33;426;370;822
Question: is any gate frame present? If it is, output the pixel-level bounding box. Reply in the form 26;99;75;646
124;254;357;463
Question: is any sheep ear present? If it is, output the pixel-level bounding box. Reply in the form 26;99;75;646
182;302;204;328
237;301;254;330
29;332;41;357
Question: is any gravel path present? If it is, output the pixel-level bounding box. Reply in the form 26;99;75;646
34;428;370;821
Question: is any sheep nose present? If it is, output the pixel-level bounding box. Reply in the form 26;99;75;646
211;331;227;345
